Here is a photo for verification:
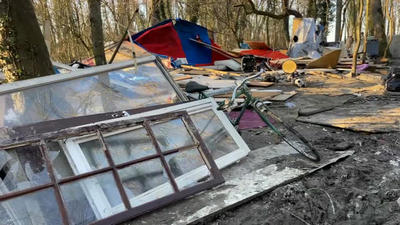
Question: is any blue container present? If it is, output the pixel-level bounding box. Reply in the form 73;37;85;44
366;38;379;57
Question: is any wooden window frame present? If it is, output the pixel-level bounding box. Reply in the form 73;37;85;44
0;111;224;225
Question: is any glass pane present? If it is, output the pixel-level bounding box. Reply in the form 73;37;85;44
0;62;181;129
164;148;209;190
60;172;125;225
0;145;50;194
46;141;74;179
191;110;239;159
118;158;174;207
0;188;63;225
104;127;157;165
79;138;109;171
152;118;194;152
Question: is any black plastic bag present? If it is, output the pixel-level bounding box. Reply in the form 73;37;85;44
386;68;400;92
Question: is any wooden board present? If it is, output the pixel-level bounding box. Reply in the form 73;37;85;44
176;76;238;89
306;49;342;69
173;75;192;81
297;102;400;133
181;65;242;77
247;81;274;87
270;91;297;101
215;90;282;99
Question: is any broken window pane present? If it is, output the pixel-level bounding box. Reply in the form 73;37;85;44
164;148;209;190
79;138;109;171
104;127;157;164
46;141;74;179
0;145;50;194
118;158;174;207
60;172;125;225
190;110;239;159
152;118;195;151
0;188;63;225
0;62;181;129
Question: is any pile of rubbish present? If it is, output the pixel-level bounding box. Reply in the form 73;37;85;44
0;17;398;225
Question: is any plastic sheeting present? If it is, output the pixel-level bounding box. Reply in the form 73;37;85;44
288;18;323;58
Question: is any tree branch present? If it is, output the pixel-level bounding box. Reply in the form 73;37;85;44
235;0;302;19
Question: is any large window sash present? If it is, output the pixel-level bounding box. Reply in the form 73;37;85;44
0;111;224;225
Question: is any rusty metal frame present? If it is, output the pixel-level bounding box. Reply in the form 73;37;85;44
0;111;224;225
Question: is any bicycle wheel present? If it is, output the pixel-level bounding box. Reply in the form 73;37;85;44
255;106;321;162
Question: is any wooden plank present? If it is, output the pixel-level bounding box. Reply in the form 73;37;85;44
270;91;297;101
173;75;192;81
297;102;400;133
306;49;341;69
251;89;282;99
181;65;242;77
247;81;274;88
215;90;282;99
176;76;238;89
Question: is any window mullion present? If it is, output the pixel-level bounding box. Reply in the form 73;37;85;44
143;120;180;193
97;130;131;210
39;141;70;225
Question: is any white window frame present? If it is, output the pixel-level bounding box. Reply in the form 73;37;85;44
59;98;250;215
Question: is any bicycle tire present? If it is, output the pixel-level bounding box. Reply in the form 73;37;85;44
261;109;321;162
279;124;321;162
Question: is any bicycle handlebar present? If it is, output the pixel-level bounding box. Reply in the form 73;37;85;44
230;69;265;103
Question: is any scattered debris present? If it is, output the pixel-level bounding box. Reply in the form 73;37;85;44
1;12;398;225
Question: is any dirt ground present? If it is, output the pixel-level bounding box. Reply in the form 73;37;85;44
195;72;400;225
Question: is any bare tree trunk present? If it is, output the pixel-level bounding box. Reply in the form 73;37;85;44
88;0;106;65
340;0;350;41
362;0;370;63
186;0;200;23
0;0;53;82
351;0;364;77
307;0;317;18
335;0;343;42
150;0;170;26
383;0;394;58
368;0;387;56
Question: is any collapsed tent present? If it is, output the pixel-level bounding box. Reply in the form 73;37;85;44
131;19;229;66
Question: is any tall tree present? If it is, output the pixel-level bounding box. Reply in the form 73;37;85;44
367;0;387;56
383;0;394;58
351;0;363;77
150;0;171;26
88;0;106;65
362;0;370;63
335;0;343;42
186;0;200;23
0;0;53;82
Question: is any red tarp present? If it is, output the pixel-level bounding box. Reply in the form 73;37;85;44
134;21;186;59
239;49;289;60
